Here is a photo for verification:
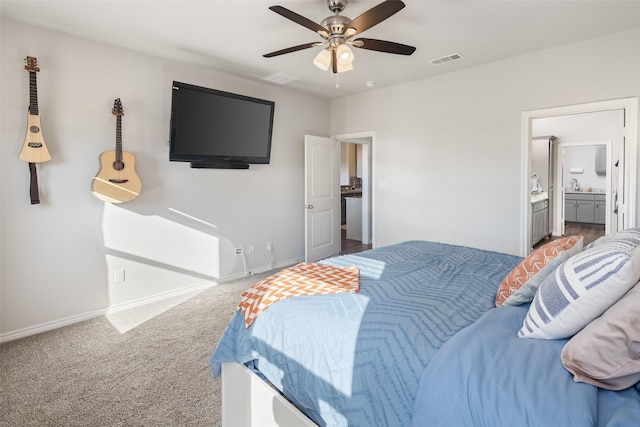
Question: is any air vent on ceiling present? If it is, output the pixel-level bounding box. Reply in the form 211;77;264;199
429;53;464;65
262;72;300;85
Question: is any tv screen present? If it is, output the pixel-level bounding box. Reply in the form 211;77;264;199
169;81;275;168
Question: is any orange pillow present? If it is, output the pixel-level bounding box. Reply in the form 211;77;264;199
495;235;583;307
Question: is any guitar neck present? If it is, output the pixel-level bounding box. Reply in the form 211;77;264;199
28;71;39;115
115;115;123;162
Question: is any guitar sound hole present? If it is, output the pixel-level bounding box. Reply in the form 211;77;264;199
113;160;125;171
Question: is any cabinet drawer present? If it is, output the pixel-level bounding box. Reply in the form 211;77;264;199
595;194;606;202
532;199;548;212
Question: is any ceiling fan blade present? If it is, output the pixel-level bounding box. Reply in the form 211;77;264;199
347;0;406;34
263;42;320;58
269;6;329;37
352;38;416;55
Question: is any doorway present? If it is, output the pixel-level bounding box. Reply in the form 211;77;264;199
335;132;375;254
303;132;375;262
558;141;611;241
522;97;638;256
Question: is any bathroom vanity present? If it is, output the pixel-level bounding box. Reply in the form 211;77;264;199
565;192;606;224
531;192;550;246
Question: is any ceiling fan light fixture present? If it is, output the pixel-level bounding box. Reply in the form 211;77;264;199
336;44;354;64
336;61;353;73
313;49;331;70
265;1;416;77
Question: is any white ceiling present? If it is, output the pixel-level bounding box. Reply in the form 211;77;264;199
3;1;640;99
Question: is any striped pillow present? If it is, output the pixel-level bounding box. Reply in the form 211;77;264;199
585;227;640;251
519;245;640;340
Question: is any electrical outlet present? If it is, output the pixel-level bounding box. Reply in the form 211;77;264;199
266;241;272;251
235;247;243;255
247;245;255;254
115;269;125;283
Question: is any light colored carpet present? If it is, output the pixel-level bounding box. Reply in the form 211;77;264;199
0;271;275;427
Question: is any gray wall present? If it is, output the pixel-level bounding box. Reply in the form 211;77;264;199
330;28;640;254
3;19;640;340
1;19;329;339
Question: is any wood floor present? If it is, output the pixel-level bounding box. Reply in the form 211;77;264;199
533;222;605;249
340;226;372;255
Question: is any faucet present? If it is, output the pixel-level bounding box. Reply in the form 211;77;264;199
570;178;580;192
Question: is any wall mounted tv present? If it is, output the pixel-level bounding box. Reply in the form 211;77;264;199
169;81;275;169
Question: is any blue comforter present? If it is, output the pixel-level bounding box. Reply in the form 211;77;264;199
412;304;640;427
210;240;521;426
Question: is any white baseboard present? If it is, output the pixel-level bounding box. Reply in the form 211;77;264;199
0;281;214;344
220;257;304;283
106;281;214;315
0;258;303;344
0;308;108;344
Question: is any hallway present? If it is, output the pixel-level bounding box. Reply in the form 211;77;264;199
340;225;372;255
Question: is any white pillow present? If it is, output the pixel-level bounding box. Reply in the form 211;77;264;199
519;245;640;340
585;227;640;251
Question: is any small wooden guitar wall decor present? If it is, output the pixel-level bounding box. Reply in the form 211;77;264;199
19;56;51;204
91;98;142;203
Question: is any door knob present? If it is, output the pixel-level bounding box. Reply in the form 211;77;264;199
304;204;314;209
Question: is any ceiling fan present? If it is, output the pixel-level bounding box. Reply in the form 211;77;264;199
263;0;416;74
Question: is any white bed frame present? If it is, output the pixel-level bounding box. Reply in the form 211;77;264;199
221;362;318;427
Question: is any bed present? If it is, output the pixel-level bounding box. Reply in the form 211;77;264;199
210;237;640;426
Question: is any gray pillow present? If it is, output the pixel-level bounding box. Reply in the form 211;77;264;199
561;283;640;390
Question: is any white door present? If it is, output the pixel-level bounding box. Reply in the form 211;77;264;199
559;146;566;237
304;135;340;262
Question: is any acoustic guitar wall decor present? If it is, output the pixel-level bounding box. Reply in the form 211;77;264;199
19;56;51;204
91;98;141;203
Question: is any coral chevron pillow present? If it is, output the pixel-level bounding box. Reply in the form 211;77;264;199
519;244;640;340
561;283;640;390
495;235;583;307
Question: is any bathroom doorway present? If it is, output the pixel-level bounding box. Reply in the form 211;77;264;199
558;141;612;242
522;97;638;256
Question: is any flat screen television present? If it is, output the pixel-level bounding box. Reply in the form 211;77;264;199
169;81;275;169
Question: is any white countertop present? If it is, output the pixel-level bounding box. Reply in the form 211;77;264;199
531;192;548;203
565;191;606;195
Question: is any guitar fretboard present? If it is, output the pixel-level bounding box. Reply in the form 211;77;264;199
29;71;39;115
115;115;122;163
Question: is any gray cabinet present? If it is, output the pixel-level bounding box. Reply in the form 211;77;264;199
595;194;606;224
576;200;595;223
564;199;577;222
595;146;606;175
532;199;549;246
565;193;605;224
